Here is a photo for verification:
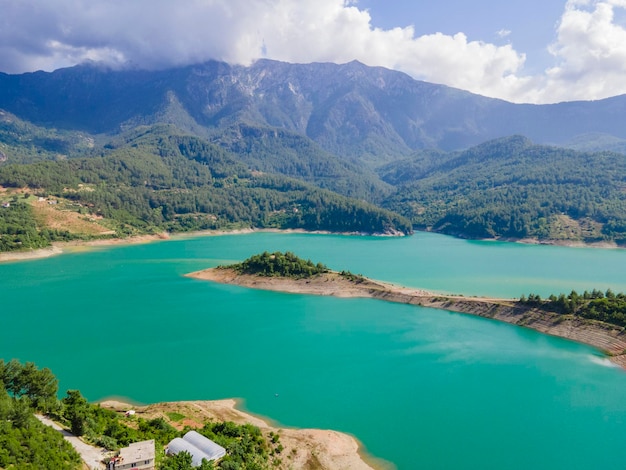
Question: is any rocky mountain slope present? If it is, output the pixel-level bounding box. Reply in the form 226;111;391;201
2;59;626;164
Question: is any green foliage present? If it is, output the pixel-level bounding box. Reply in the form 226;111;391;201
228;251;329;279
339;271;366;283
199;421;270;469
59;390;178;450
0;359;58;411
213;123;393;201
0;360;280;469
0;416;82;469
0;361;81;469
166;412;186;422
382;136;626;243
519;289;626;327
0;202;77;251
0;110;94;164
0;125;411;252
61;390;90;436
161;450;195;470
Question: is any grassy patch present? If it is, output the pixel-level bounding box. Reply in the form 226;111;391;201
165;411;186;422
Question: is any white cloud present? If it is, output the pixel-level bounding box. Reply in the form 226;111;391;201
1;0;626;104
538;0;626;102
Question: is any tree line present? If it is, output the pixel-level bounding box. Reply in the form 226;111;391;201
519;289;626;327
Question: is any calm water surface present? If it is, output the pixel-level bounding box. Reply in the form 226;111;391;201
2;232;626;469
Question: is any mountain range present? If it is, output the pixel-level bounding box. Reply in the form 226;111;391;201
1;59;626;248
3;59;626;160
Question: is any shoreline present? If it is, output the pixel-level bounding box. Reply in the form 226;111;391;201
187;268;626;368
98;398;390;470
0;227;397;264
0;233;172;263
1;227;624;264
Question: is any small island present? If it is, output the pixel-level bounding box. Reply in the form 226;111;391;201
187;252;626;368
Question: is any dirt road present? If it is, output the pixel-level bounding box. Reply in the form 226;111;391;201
36;415;106;469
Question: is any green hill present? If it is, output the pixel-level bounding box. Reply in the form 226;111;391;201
381;136;626;244
212;122;392;201
0;109;95;164
0;126;412;251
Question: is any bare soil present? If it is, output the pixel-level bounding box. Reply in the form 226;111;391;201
98;399;388;470
31;200;115;236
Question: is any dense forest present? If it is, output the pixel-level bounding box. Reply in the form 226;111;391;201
0;125;412;251
0;360;287;469
4;109;626;248
520;289;626;328
0;109;94;164
381;136;626;244
0;360;82;469
226;251;329;278
212;122;392;202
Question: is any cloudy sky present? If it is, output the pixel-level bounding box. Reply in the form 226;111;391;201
2;0;626;104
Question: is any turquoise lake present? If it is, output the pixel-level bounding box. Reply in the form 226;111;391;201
2;231;626;469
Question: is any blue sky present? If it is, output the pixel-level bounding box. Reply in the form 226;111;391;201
359;0;564;73
1;0;626;104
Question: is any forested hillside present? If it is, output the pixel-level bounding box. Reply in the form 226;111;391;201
381;136;626;244
0;110;95;164
0;125;412;251
212;122;392;201
3;59;626;248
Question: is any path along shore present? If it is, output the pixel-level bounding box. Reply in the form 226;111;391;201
187;268;626;368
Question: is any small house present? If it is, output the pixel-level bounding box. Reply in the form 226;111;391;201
107;439;155;470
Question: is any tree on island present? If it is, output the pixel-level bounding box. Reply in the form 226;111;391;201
225;251;329;279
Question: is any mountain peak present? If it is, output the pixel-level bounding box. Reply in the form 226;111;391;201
1;60;626;158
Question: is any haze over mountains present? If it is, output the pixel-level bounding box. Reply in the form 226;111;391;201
1;59;626;248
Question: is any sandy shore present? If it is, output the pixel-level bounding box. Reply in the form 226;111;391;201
98;399;388;470
188;268;626;368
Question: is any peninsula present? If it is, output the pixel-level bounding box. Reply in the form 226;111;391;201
187;252;626;368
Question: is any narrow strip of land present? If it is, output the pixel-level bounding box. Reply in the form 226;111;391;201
187;268;626;368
